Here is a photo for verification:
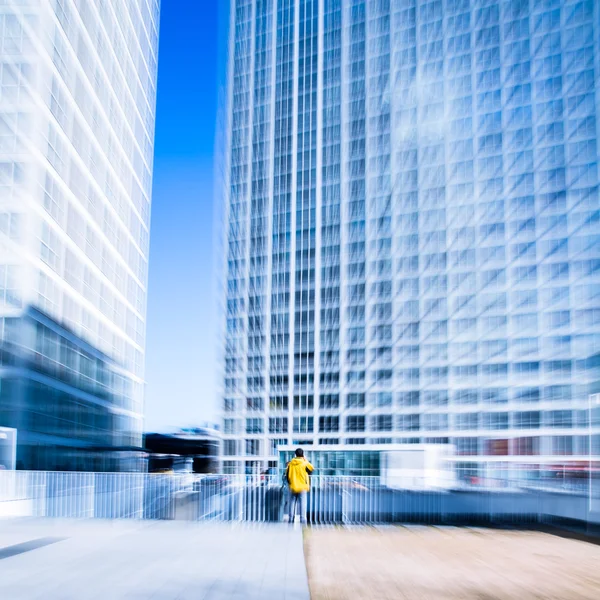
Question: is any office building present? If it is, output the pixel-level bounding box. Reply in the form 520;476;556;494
0;1;160;470
221;0;600;476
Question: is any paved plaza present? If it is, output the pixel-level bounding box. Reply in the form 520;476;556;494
305;525;600;599
0;519;309;600
4;519;600;599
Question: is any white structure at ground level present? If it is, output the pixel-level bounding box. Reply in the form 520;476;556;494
0;0;160;470
278;443;456;489
220;0;600;475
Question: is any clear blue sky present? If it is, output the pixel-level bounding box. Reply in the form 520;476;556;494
144;1;225;432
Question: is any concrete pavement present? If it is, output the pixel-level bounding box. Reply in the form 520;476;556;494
0;519;309;600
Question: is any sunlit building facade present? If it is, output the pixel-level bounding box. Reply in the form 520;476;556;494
0;1;160;470
222;0;600;476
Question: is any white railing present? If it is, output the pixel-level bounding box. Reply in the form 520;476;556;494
0;471;598;525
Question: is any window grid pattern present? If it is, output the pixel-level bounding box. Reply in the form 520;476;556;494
222;0;600;473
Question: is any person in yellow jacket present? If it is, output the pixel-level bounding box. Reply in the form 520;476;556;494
285;448;314;524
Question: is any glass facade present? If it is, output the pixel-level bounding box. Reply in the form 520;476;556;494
222;0;600;474
0;0;160;470
279;448;380;476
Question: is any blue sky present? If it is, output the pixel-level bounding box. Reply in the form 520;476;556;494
144;1;226;432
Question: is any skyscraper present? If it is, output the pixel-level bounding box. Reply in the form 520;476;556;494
0;1;160;470
221;0;600;477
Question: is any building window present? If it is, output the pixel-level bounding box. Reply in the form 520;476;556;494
423;391;449;406
513;411;540;429
319;394;339;409
455;438;479;456
223;440;238;456
481;388;507;404
371;415;393;432
544;385;571;402
319;416;339;433
397;391;419;407
397;414;419;431
346;438;366;445
222;461;237;474
246;397;264;411
245;418;264;434
481;412;509;430
512;437;539;456
270;396;289;411
544;410;573;429
293;395;314;410
453;413;478;431
269;417;288;434
245;439;261;456
512;388;540;403
372;392;392;407
346;393;365;408
552;436;573;456
293;416;314;434
223;419;238;435
346;415;365;432
423;413;448;431
453;390;478;405
269;438;287;456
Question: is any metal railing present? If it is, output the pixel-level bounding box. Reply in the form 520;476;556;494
0;470;598;525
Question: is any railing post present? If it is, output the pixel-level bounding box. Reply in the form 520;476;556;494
341;482;348;525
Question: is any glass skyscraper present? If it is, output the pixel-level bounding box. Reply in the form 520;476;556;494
221;0;600;476
0;1;159;470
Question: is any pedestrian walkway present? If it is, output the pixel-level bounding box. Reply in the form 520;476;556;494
0;519;310;600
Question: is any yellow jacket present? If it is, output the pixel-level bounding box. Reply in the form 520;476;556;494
285;457;314;493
